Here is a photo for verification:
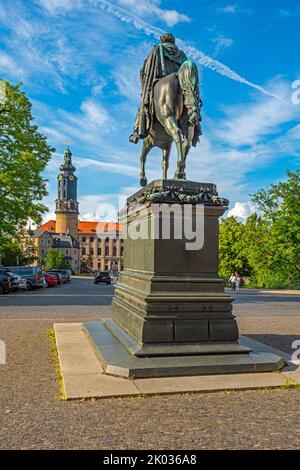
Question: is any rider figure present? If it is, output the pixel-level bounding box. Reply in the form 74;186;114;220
130;33;187;143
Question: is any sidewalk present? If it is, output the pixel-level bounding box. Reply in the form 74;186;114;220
226;288;300;295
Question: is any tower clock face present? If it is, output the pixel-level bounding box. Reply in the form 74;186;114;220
69;175;74;181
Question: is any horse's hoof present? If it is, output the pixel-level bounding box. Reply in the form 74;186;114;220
140;177;147;187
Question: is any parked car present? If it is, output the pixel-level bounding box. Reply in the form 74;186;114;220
6;266;46;290
48;269;71;283
82;266;93;273
44;271;63;285
0;272;11;294
2;271;28;292
94;271;112;285
0;269;18;292
14;274;28;291
44;273;58;288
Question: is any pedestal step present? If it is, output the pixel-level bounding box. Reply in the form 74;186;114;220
104;318;250;357
83;321;285;379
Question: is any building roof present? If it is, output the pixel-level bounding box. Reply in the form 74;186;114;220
31;229;53;238
36;220;124;235
51;234;80;249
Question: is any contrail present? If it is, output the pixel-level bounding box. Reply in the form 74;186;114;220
92;0;283;101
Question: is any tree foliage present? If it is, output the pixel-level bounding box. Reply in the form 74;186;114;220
0;81;53;241
44;249;67;270
0;236;37;266
219;170;300;288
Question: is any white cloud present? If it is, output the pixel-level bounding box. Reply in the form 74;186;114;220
212;35;233;55
80;100;109;126
227;202;256;221
215;81;300;147
38;0;82;13
218;4;238;14
117;0;190;26
0;51;23;78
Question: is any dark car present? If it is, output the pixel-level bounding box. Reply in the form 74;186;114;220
0;272;11;294
48;269;71;283
94;271;111;285
6;266;46;290
0;269;18;292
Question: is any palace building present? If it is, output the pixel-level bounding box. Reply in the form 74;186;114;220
30;146;123;273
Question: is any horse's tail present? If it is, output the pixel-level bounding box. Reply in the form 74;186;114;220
177;60;202;130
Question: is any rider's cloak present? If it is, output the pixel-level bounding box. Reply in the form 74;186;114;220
137;43;188;139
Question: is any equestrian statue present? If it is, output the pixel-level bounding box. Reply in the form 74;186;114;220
130;33;202;186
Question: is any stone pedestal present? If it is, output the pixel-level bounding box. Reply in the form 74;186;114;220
84;180;284;377
109;179;246;356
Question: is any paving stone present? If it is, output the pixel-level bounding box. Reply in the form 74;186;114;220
134;373;287;395
64;373;140;399
0;278;299;449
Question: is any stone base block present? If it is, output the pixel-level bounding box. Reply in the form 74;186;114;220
83;321;285;379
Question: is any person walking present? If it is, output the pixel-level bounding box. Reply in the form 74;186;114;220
229;273;236;292
235;273;241;292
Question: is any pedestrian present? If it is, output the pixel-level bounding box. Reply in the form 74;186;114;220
235;273;241;292
229;272;236;292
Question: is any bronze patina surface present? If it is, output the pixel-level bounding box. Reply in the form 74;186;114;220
130;33;202;185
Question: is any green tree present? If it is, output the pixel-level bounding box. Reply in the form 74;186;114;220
249;170;300;287
219;170;300;289
219;216;251;281
45;249;66;270
0;81;53;242
0;234;37;266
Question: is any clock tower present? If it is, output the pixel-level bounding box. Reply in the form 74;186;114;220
55;145;79;238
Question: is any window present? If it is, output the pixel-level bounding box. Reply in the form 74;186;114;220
47;239;51;245
98;262;101;268
105;247;109;256
90;237;94;243
66;249;69;255
90;248;94;256
113;247;117;257
75;260;77;265
105;237;109;243
74;249;77;255
82;247;86;255
82;237;86;242
63;190;66;198
66;260;69;265
41;249;45;255
97;248;101;256
121;247;124;256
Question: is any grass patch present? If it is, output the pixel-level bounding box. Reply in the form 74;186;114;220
47;328;66;400
282;379;300;390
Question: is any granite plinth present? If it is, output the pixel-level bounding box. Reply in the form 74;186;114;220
83;321;285;378
111;179;241;357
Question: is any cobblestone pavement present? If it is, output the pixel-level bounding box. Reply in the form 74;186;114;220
0;278;300;449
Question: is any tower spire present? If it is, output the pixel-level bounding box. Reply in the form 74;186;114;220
55;143;79;239
64;142;72;165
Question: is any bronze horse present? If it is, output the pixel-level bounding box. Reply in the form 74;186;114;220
131;60;202;186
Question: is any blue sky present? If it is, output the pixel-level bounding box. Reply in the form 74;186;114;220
0;0;300;221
